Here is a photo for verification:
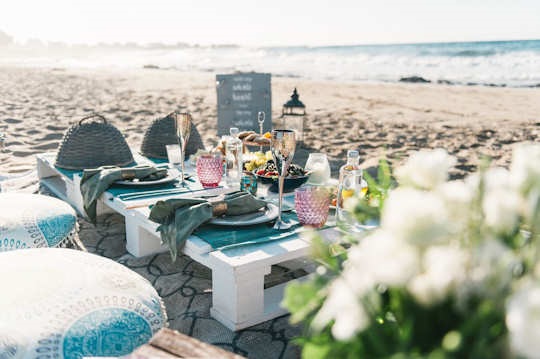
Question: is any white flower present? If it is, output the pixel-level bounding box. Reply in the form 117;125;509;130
510;142;540;195
408;245;468;306
469;239;517;296
395;149;456;190
507;284;540;359
484;167;512;191
344;230;419;290
465;167;511;195
382;188;452;246
482;190;521;234
312;279;369;341
466;167;521;234
524;188;540;225
436;180;474;226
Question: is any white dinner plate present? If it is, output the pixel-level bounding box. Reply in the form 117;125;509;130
114;168;180;186
209;203;279;226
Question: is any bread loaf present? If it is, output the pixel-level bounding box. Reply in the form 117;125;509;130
238;131;255;140
244;133;258;142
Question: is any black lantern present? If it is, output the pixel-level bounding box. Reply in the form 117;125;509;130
281;88;306;142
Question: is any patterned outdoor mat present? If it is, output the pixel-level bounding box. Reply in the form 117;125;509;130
78;213;303;359
38;183;303;358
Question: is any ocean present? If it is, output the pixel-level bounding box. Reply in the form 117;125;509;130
1;39;539;87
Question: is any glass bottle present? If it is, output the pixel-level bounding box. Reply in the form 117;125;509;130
225;127;243;187
337;150;362;229
338;150;360;182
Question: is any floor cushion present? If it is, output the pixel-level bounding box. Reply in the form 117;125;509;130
0;193;78;251
0;248;167;359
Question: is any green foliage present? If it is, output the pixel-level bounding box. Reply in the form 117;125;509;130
283;148;540;359
286;279;510;358
353;158;394;223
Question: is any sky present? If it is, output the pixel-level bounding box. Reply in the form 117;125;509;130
0;0;539;46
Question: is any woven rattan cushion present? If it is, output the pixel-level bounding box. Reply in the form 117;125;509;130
55;114;135;170
140;113;205;159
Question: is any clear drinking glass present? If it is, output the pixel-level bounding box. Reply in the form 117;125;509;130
196;154;223;188
305;153;331;185
165;144;182;167
295;186;330;228
271;129;296;230
174;112;192;187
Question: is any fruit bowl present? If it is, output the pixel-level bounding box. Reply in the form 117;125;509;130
254;173;309;193
253;161;309;192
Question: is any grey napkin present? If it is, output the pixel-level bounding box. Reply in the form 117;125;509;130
149;191;267;261
80;165;167;223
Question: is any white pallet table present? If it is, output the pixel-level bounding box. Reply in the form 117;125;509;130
36;152;341;330
36;153;114;217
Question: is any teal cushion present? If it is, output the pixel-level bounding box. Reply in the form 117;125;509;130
0;248;167;358
0;193;77;251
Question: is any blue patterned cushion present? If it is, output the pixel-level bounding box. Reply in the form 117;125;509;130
0;194;77;251
0;248;167;358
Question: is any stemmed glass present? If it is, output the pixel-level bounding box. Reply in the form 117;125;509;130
271;129;296;230
174;112;191;187
257;111;265;152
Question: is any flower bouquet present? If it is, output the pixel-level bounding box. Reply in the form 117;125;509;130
284;144;540;358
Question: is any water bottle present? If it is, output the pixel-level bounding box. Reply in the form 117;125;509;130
225;127;243;187
336;150;362;231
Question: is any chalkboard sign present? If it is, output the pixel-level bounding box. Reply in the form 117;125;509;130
216;73;272;136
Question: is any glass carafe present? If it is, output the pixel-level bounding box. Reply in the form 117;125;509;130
305;153;331;185
225;127;243;188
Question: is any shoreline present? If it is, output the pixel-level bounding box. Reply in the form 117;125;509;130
5;62;540;89
1;37;539;89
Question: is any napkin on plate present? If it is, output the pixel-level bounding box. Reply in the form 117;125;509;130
149;191;267;261
80;165;167;222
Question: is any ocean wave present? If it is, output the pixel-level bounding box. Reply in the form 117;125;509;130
1;39;539;87
448;49;498;57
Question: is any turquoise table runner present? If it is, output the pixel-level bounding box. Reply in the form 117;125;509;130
52;155;165;180
48;153;201;199
107;181;201;198
195;212;306;252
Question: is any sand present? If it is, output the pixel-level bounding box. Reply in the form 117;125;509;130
1;66;539;358
1;66;539;180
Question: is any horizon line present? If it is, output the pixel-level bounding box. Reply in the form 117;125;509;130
3;31;539;49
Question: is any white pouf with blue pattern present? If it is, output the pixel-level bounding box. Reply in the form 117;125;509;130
0;248;167;358
0;193;78;251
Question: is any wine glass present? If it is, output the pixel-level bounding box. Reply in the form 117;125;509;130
257;111;265;152
174;112;192;187
271;129;296;230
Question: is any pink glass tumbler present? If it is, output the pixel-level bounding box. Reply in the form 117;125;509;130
196;154;223;188
295;186;330;228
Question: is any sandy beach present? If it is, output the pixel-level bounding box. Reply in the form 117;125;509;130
1;66;539;181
